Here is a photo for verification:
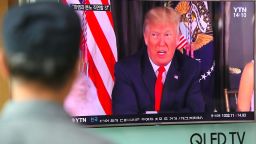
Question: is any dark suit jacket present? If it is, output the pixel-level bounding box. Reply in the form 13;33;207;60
112;49;205;115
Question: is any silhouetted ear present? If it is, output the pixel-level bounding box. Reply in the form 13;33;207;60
0;49;10;78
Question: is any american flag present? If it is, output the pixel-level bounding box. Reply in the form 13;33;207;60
177;34;188;50
63;0;117;116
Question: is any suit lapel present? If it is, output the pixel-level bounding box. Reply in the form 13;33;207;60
141;52;156;107
161;52;181;110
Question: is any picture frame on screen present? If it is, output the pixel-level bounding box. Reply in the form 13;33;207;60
62;0;255;127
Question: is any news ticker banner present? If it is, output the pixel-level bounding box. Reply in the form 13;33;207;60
72;112;254;126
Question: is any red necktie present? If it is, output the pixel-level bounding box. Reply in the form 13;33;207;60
155;66;166;112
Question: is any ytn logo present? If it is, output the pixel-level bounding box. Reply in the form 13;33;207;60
72;117;87;123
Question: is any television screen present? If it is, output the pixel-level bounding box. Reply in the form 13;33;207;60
62;0;255;126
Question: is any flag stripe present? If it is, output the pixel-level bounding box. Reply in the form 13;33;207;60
177;39;187;49
85;0;115;79
88;0;117;61
92;11;117;61
65;0;116;115
80;0;114;113
87;50;112;115
100;0;114;28
86;23;114;96
85;10;116;79
79;15;113;115
177;35;188;49
74;8;114;97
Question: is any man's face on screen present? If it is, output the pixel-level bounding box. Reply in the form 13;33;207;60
144;22;179;66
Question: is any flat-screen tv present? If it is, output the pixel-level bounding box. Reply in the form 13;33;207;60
62;0;255;127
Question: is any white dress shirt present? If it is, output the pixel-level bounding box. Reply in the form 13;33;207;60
149;57;172;84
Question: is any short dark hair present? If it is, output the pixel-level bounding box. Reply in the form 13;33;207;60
3;2;81;88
